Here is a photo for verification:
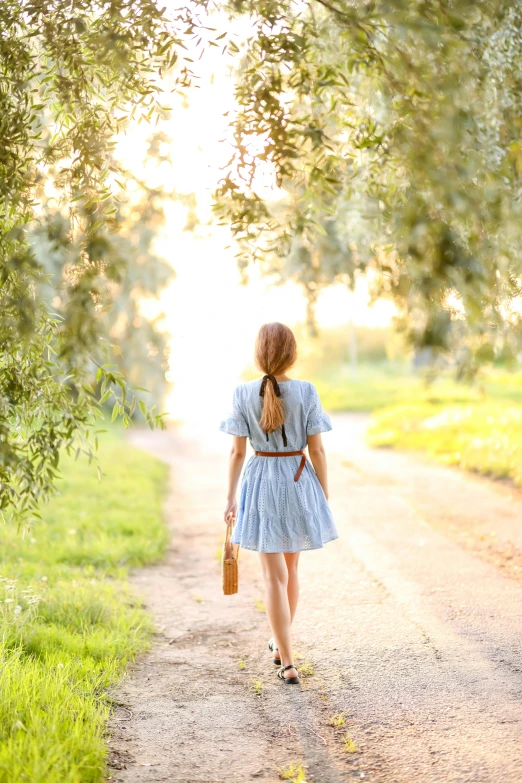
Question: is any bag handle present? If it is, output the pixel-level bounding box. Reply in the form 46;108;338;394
224;516;235;557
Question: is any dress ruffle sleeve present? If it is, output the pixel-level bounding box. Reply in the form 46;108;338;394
306;384;332;436
219;386;250;437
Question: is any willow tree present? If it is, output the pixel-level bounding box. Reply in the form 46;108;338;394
32;131;175;409
216;0;522;370
0;1;195;520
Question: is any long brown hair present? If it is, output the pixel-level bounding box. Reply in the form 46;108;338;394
255;323;297;433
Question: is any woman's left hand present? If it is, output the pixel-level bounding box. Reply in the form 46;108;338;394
224;498;237;524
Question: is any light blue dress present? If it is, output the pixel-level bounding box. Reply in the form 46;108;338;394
219;379;338;553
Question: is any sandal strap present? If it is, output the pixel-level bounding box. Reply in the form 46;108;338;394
277;664;298;680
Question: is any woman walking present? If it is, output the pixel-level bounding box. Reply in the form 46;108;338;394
219;322;338;684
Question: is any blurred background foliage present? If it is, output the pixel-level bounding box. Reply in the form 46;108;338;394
31;131;174;406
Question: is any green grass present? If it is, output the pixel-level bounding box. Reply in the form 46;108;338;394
329;712;347;729
298;661;314;677
278;762;307;782
250;677;263;695
0;430;168;783
341;732;359;753
369;402;522;487
313;364;522;413
313;360;522;487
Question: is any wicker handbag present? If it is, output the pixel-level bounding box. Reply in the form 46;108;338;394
222;522;239;595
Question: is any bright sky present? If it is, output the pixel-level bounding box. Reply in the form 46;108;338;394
116;25;395;425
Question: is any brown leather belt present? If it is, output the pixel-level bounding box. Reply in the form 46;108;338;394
254;450;307;482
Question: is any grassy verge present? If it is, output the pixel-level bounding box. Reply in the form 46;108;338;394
313;364;522;413
315;361;522;490
368;402;522;487
0;431;168;783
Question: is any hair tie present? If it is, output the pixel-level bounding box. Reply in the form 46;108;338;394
259;374;281;398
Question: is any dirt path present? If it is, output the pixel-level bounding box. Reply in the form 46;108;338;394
108;414;522;783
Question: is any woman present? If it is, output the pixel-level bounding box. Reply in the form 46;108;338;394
219;322;338;684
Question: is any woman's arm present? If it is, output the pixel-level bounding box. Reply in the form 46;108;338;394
307;433;329;500
224;436;247;522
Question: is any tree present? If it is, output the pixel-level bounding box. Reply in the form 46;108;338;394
0;1;194;520
32;131;175;407
215;0;522;371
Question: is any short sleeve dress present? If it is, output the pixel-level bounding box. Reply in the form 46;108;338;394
219;379;338;553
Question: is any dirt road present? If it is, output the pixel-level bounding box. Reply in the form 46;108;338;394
109;414;522;783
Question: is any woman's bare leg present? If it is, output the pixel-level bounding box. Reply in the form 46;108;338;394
284;552;300;623
259;553;298;679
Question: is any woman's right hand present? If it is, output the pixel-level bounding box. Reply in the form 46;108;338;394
224;498;237;524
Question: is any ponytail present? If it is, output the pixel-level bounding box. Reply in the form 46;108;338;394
259;375;285;433
255;323;297;434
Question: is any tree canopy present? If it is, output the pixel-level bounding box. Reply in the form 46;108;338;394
215;0;522;370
